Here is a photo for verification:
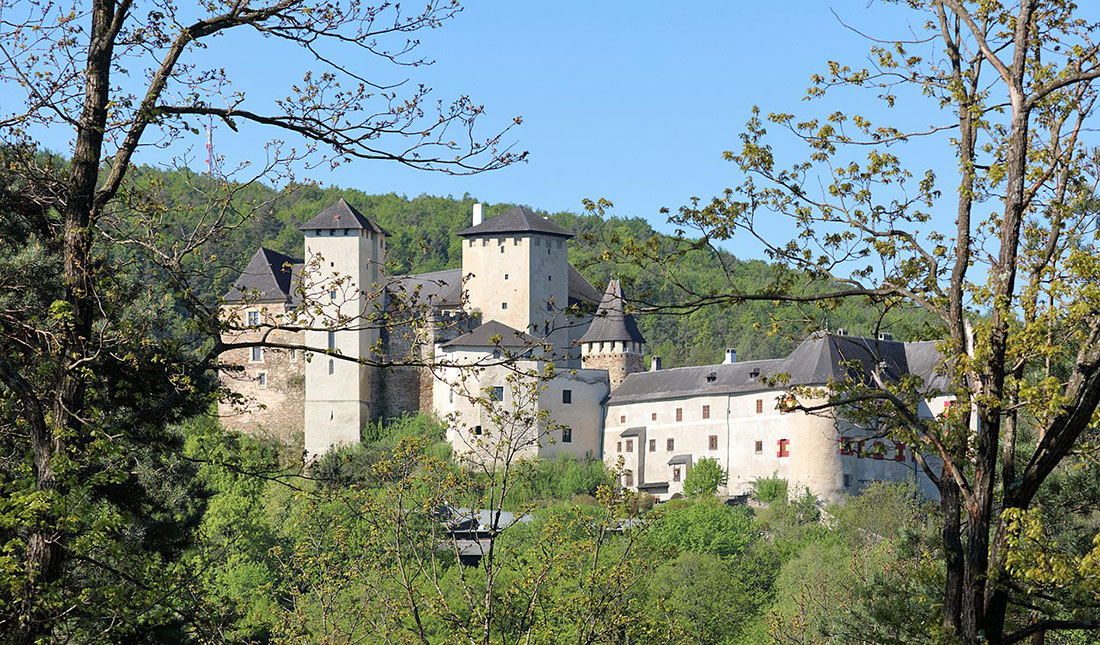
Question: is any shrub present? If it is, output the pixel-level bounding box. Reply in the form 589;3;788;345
683;457;726;497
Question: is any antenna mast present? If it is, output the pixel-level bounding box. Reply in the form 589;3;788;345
204;120;214;175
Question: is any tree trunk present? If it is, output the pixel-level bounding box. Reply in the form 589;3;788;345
941;477;965;636
17;1;117;642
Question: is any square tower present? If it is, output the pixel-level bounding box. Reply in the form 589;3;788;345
457;206;573;358
299;199;387;456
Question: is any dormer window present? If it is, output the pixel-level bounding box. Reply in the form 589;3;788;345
706;372;717;383
749;368;761;379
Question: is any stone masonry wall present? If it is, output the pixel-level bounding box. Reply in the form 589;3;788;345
218;304;306;445
582;352;644;391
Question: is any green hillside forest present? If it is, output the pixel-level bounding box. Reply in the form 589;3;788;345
143;166;936;367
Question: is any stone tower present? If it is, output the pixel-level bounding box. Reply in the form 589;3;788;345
580;279;646;390
300;199;387;456
457;205;572;357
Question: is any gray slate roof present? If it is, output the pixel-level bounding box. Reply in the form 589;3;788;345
456;206;573;239
388;268;464;309
568;265;601;304
609;332;946;405
579;279;645;344
224;247;303;304
299;198;387;234
441;320;540;350
667;454;693;466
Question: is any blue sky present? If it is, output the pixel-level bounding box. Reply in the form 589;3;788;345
23;1;959;254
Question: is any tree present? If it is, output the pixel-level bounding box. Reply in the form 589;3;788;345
0;1;520;640
682;457;726;498
611;1;1100;642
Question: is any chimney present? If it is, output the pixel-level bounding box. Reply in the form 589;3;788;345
650;356;662;372
472;202;483;226
723;348;737;364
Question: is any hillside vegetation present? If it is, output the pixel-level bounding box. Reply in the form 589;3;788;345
142;166;936;367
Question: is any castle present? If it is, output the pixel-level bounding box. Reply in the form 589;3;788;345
220;200;946;502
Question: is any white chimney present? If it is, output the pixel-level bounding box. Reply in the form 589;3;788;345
472;202;483;226
723;348;737;364
650;356;662;372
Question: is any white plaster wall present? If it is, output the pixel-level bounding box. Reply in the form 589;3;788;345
603;387;942;503
434;348;608;465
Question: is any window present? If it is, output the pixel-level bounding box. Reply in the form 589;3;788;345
702;404;710;419
329;289;337;301
548;275;552;281
534;238;540;246
562;389;572;404
756;399;764;414
649;439;656;452
666;438;675;452
449;389;454;404
489;386;504;401
839;437;853;455
894;441;907;462
673;467;681;482
651;412;657;421
625;439;634;453
247;311;259;327
777;439;790;458
500;245;505;253
501;302;508;310
504;273;509;280
250;346;264;363
546;301;553;312
328;359;334;375
620;415;626;424
327;331;335;350
624;471;634;487
562;428;572;443
617;441;622;453
676;408;683;422
872;441;886;460
754;440;763;454
709;435;718;451
474;425;483;435
843;474;852;488
257;372;267;387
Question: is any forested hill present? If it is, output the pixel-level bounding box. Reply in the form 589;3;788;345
143;166;935;367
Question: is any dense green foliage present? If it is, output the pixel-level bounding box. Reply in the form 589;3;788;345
172;414;1004;645
682;456;727;497
136;166;935;366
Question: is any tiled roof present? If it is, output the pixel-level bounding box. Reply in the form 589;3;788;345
440;320;540;350
299;198;387;234
609;332;946;404
579;279;646;344
388;268;463;309
456;206;573;239
568;265;601;305
224;247;303;304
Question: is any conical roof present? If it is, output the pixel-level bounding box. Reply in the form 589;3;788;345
579;279;646;344
299;198;387;234
456;206;573;238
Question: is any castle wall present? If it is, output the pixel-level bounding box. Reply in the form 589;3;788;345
604;388;939;503
433;348;608;466
218;303;306;444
